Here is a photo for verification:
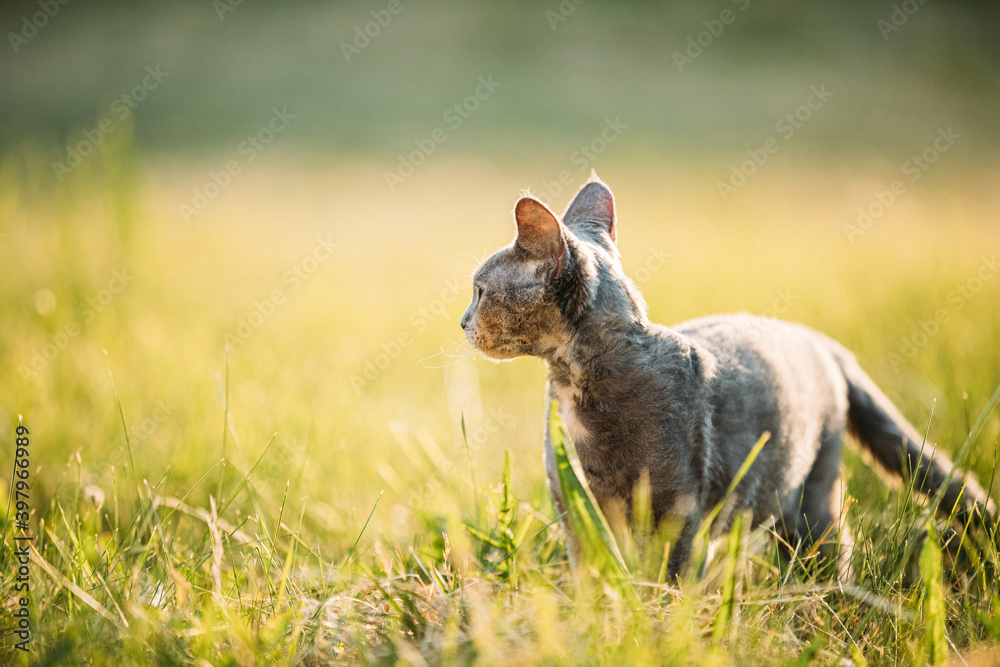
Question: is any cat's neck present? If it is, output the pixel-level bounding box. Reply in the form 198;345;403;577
538;314;657;391
538;257;661;391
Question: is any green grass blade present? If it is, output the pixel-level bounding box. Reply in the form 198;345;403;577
920;527;948;666
104;351;141;507
499;450;514;539
702;432;771;538
549;402;628;580
713;510;744;643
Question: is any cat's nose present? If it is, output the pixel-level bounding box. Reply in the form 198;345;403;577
460;304;473;330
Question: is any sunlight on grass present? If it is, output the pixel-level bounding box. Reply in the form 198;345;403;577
1;134;999;664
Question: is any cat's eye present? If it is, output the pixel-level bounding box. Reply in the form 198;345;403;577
477;286;484;301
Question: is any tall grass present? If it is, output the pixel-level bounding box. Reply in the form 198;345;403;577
1;137;1000;664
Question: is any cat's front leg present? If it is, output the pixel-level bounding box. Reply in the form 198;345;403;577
666;510;703;580
560;508;584;572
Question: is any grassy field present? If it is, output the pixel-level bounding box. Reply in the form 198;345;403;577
2;1;1000;664
1;138;999;664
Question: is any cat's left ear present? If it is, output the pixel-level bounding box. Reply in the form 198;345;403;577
514;197;566;276
562;174;616;243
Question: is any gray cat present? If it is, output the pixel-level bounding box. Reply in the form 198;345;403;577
460;174;995;578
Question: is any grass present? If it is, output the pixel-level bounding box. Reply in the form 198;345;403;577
1;128;1000;665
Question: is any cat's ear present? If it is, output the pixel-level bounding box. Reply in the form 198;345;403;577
562;173;616;243
514;197;566;276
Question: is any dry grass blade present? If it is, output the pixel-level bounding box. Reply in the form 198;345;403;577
208;496;226;610
30;545;124;630
154;495;253;545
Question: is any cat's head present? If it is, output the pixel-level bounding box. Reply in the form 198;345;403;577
460;174;647;361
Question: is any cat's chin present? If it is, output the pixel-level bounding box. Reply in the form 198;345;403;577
466;333;523;361
479;347;521;362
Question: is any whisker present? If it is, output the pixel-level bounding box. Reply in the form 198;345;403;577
419;346;479;369
420;339;474;365
480;233;503;261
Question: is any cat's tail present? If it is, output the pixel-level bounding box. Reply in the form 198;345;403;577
833;346;996;531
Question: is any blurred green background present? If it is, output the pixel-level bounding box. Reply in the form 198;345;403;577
3;0;1000;158
2;0;1000;662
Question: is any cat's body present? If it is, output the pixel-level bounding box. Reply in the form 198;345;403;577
460;175;994;577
